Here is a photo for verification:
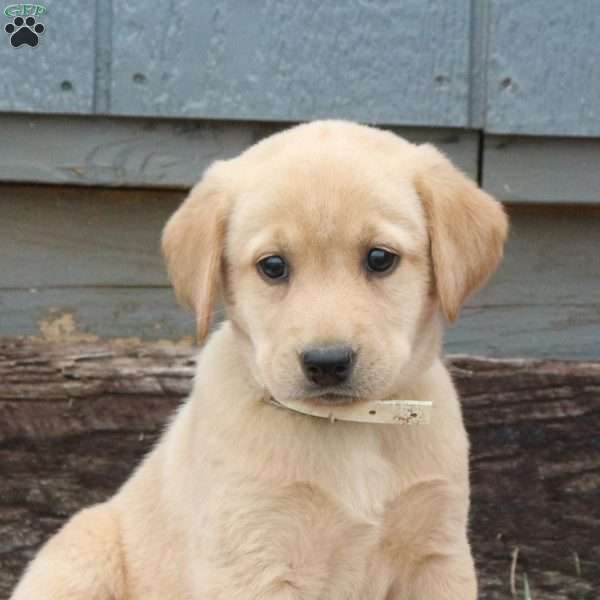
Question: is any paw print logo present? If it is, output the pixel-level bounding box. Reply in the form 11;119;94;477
4;16;44;47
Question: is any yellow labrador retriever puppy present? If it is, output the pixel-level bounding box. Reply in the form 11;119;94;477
12;120;508;599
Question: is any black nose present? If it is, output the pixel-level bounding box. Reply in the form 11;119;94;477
300;346;356;387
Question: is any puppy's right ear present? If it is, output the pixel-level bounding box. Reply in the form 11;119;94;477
162;162;230;343
414;144;508;323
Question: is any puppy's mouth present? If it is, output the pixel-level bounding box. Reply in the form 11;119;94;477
303;388;364;406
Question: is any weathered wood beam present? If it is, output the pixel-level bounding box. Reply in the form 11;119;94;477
0;340;598;599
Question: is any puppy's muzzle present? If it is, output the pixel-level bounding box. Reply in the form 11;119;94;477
300;346;356;387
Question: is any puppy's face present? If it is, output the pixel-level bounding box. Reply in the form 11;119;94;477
225;158;431;404
163;121;508;405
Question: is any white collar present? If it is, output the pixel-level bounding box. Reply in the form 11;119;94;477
267;396;432;425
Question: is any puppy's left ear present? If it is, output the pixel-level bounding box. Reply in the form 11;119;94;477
414;144;509;323
162;162;231;343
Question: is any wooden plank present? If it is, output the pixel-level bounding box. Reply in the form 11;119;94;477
3;284;597;360
0;115;480;188
483;136;600;204
448;303;600;361
486;0;600;136
0;288;194;342
0;1;96;113
0;340;598;599
0;116;285;188
467;204;600;308
110;0;472;126
453;204;600;359
0;185;182;287
1;190;599;359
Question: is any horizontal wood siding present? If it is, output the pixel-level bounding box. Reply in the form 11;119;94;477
1;186;179;287
483;136;600;204
1;113;600;205
0;288;195;342
1;186;598;359
0;115;479;188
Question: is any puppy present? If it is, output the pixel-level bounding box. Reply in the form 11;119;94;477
11;120;508;599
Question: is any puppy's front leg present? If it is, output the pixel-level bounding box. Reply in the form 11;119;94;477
383;480;477;600
198;482;378;600
11;503;125;600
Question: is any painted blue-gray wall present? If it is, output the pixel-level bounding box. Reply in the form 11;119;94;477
0;1;598;355
109;0;473;125
1;0;599;136
0;1;96;113
486;0;600;136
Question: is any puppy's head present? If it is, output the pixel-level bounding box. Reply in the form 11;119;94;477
163;121;508;405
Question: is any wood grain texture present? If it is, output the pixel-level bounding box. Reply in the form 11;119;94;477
0;116;479;188
454;355;600;600
486;0;600;136
110;0;472;125
0;1;96;113
0;116;287;188
0;340;598;599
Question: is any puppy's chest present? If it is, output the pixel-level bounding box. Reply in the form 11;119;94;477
197;439;409;597
288;447;402;597
317;444;400;524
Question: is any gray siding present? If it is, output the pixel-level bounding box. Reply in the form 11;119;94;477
1;0;597;137
0;2;598;355
1;187;174;287
110;0;473;125
483;136;600;204
1;186;598;359
0;115;479;188
1;112;599;204
449;205;600;358
0;1;96;113
486;0;600;136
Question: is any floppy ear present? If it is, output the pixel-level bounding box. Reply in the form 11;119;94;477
414;144;508;323
161;162;230;343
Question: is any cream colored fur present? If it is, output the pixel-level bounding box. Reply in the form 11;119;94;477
11;120;508;600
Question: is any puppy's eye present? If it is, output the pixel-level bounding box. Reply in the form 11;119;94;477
366;248;398;274
257;255;289;281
